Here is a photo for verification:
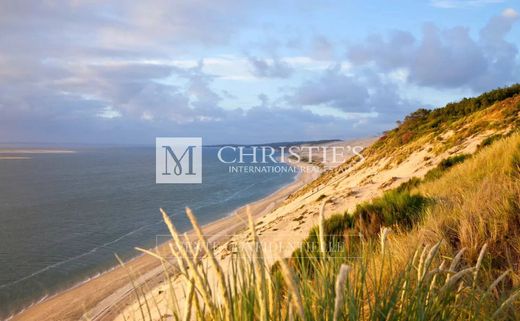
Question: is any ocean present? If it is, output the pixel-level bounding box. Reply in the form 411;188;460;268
0;146;295;318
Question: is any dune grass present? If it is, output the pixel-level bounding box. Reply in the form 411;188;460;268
117;133;520;321
120;211;519;321
413;133;520;273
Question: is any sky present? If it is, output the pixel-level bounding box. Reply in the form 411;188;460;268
0;0;519;145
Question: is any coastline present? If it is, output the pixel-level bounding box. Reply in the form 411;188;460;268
10;163;318;321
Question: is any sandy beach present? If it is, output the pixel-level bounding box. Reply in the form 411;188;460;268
10;161;319;321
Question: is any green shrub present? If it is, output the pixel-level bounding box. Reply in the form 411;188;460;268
352;190;429;233
295;213;353;263
294;189;430;270
316;194;327;201
478;134;503;150
395;177;422;193
433;83;520;120
424;154;469;181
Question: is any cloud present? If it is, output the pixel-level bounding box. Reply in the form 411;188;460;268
0;49;373;144
1;2;518;145
502;8;520;18
0;0;270;142
309;36;336;61
348;31;415;71
481;8;520;41
287;66;420;126
430;0;505;9
0;0;255;56
288;67;369;111
0;94;369;145
247;56;294;78
410;24;487;88
347;10;519;91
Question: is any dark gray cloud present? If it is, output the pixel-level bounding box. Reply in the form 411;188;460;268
347;9;519;91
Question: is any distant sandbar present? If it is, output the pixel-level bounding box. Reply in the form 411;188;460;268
0;156;32;160
0;149;75;154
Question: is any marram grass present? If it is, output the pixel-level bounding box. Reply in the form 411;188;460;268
115;206;519;321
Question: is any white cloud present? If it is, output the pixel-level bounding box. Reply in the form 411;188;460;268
1;1;518;144
347;11;519;91
97;106;122;119
502;8;519;18
430;0;505;8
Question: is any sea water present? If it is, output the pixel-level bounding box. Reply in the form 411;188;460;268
0;146;295;317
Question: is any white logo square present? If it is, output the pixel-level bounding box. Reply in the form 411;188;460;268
156;137;202;184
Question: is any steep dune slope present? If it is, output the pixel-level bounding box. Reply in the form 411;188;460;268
234;86;520;261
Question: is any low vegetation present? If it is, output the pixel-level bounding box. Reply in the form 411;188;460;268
371;84;520;154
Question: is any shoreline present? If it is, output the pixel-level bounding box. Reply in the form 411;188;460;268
10;163;318;321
